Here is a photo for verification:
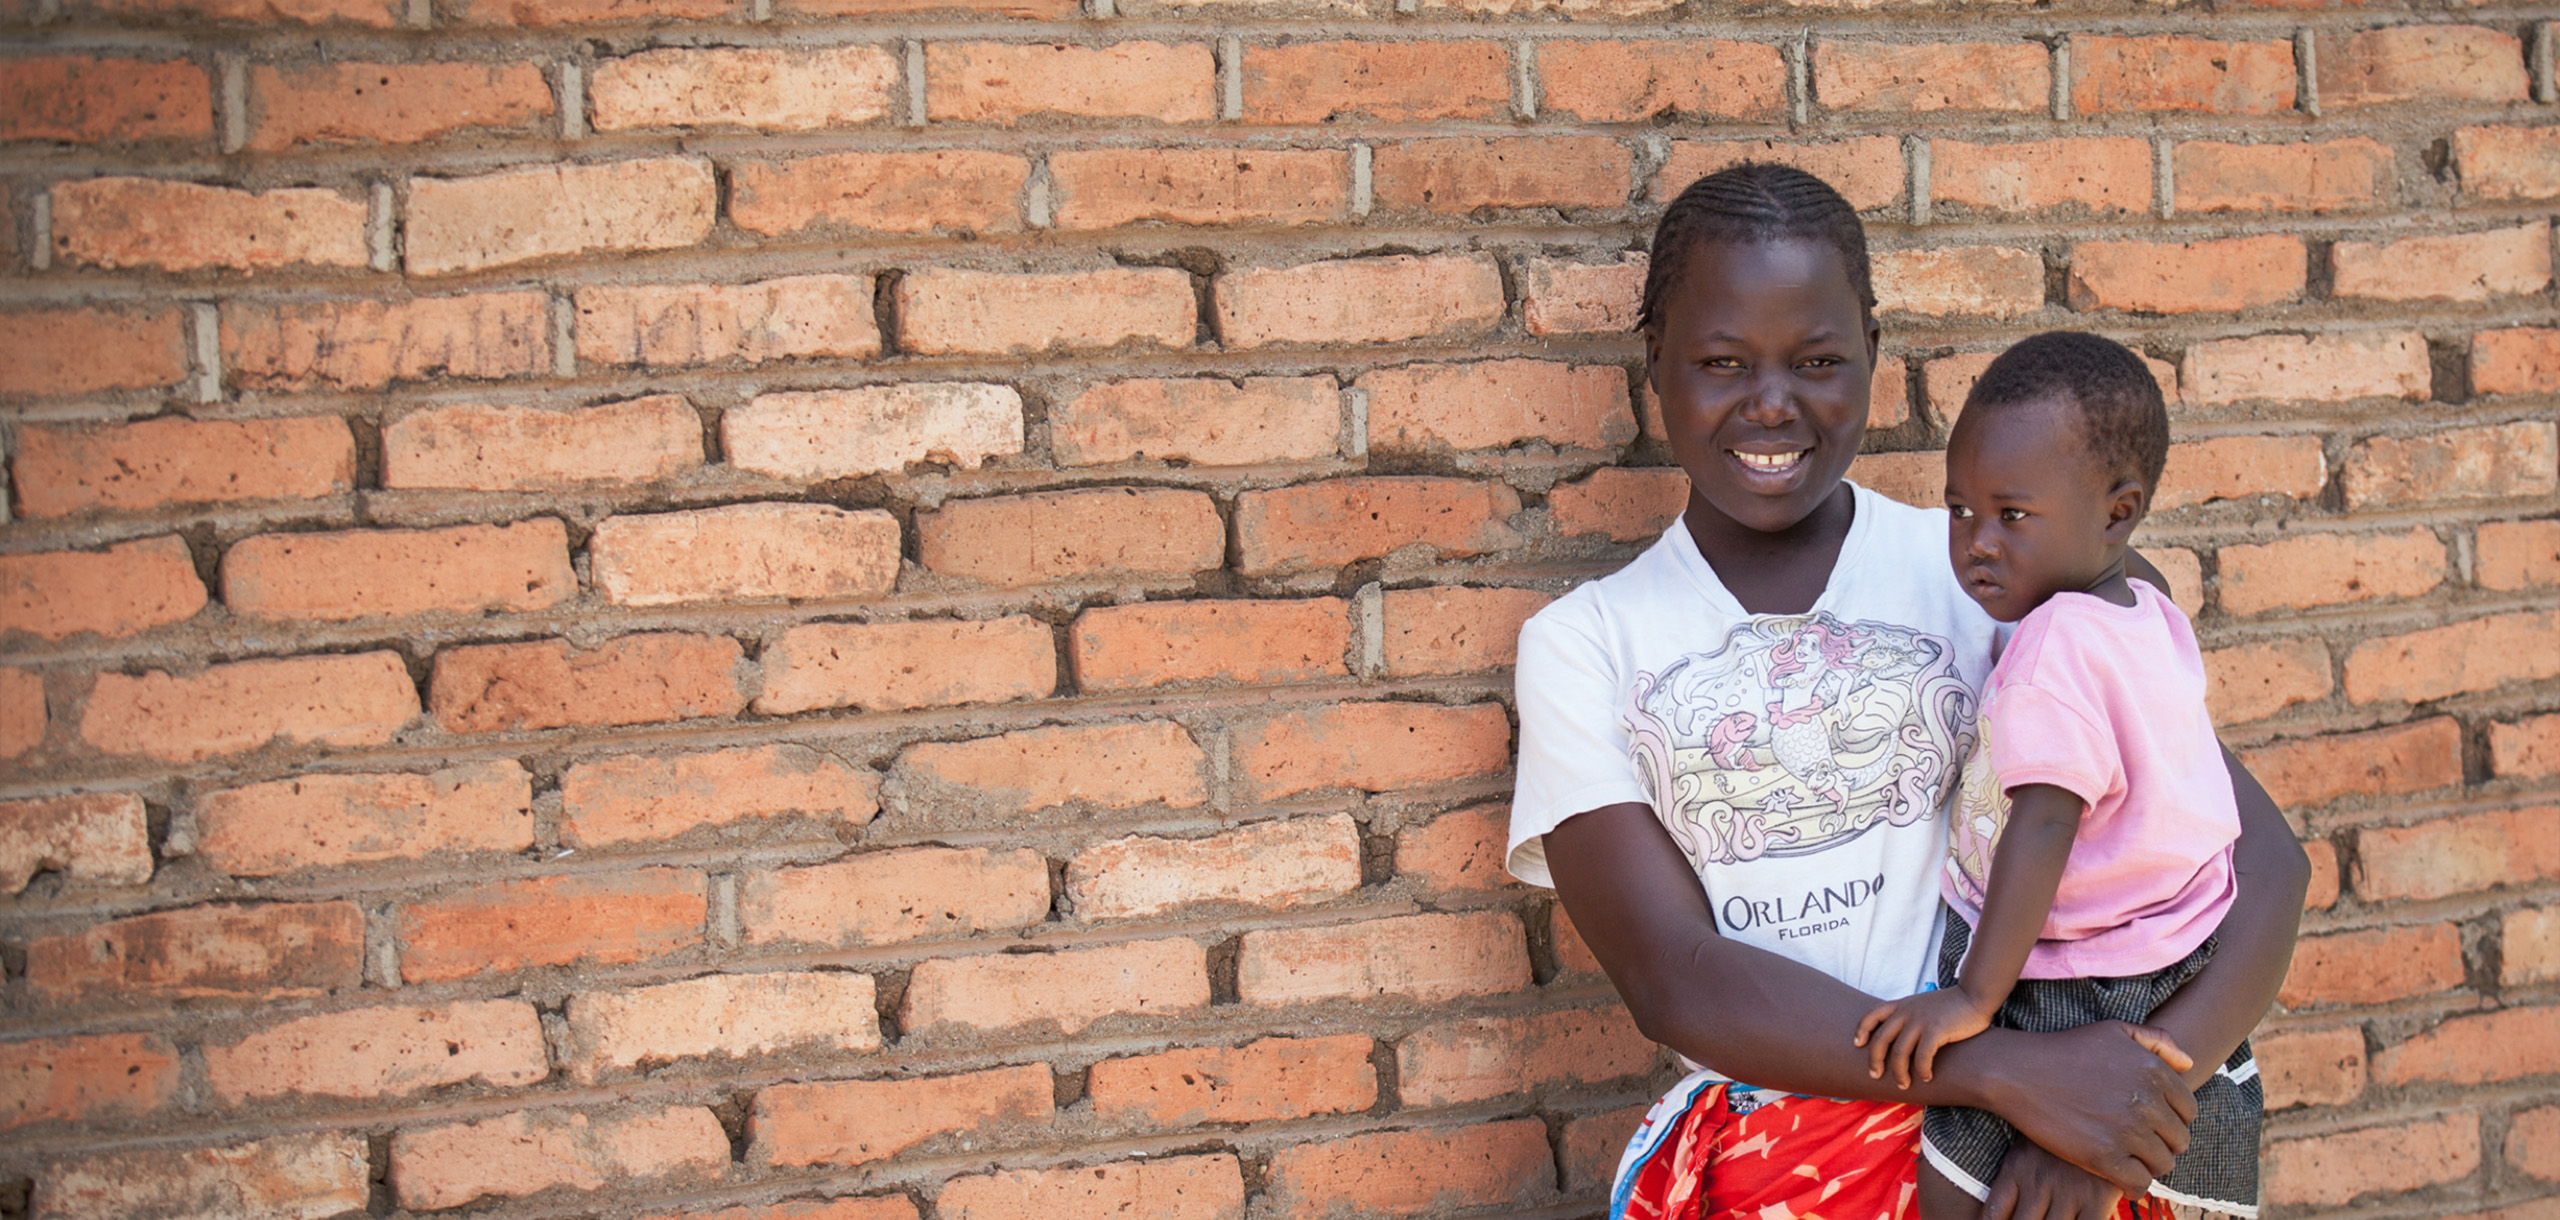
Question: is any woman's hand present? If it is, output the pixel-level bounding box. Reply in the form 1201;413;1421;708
1983;1141;2126;1220
1959;1019;2196;1196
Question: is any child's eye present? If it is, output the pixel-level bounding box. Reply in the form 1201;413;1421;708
1949;505;1972;519
1999;508;2027;522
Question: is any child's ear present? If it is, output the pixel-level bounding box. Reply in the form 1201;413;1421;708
2102;479;2147;543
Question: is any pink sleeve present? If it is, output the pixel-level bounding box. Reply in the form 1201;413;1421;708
1985;681;2119;810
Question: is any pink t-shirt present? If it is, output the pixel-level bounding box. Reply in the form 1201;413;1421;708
1941;579;2239;980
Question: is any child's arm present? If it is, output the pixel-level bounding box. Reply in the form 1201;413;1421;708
1855;782;2089;1088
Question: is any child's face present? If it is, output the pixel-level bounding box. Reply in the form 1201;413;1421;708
1943;396;2137;623
1645;238;1878;538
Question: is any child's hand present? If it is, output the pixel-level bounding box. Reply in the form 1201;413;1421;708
1853;989;1996;1089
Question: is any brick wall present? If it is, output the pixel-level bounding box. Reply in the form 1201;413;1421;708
0;0;2553;1217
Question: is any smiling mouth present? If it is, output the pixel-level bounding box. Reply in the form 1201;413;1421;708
1732;450;1806;473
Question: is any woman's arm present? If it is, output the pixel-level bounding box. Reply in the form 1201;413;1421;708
1545;802;2197;1196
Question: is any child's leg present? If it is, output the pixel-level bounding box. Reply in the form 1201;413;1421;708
1918;1160;1978;1220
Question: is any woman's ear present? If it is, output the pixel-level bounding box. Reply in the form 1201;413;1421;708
2102;479;2148;543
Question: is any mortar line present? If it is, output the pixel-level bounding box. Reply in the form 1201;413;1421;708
2537;21;2558;104
2295;28;2321;117
187;301;221;404
1905;135;1931;227
27;190;49;271
2155;134;2176;219
905;40;928;126
2049;36;2071;122
1513;39;1537;120
1349;143;1372;217
218;55;247;155
1219;35;1244;122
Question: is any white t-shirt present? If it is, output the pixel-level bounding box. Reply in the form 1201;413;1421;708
1508;484;2000;1045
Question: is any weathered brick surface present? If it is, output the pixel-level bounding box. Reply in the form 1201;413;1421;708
2475;328;2560;397
224;519;575;622
396;868;707;982
2260;1026;2367;1111
1243;41;1511;123
920;488;1223;587
1872;246;2042;318
1068;814;1363;920
894;721;1207;816
591;503;901;607
1395;803;1514;892
248;61;551;150
0;1032;180;1130
2355;807;2560;904
1088;1035;1376;1126
2457;125;2560;202
51;177;368;272
2202;639;2333;726
1363;360;1634;452
1238;701;1512;800
391;1105;728;1210
591;46;898;132
203;999;547;1101
1235;477;1522;576
0;535;205;640
1051;148;1351;230
2513;1105;2560;1181
2372;1007;2560;1086
940;1155;1245;1220
2071;35;2296;113
2278;922;2466;1009
577;275;881;368
1398;1006;1658;1105
2217;527;2445;616
197;761;534;875
2173;138;2395;214
1372;136;1634;212
431;633;745;733
2183;331;2430;405
2345;611;2560;706
1218;254;1506;348
929;41;1215;124
899;267;1195;356
223;292;550;389
1053;376;1339;467
903;937;1210;1034
15;416;354;517
730;150;1029;236
760;617;1054;714
1238;911;1530;1005
383;396;702;490
1565;1106;1649;1192
1548;467;1693;543
27;901;364;1003
2342;422;2560;511
2332;223;2553;303
0;56;212;144
1258;1120;1553;1220
406;157;717;276
1381;586;1556;677
2154;435;2328;510
1930;138;2152;215
561;743;877;847
2068;235;2305;314
2241;717;2463;810
753;1064;1054;1167
35;1133;371;1220
564;971;880;1082
1655;136;1904;211
81;651;419;761
740;846;1051;946
0;305;189;397
1073;599;1350;691
0;793;152;893
1519;254;1647;335
1536;41;1785;122
2317;26;2529;107
2265;1114;2479;1208
0;669;41;760
1813;41;2049;113
2510;906;2560;986
2494;714;2560;779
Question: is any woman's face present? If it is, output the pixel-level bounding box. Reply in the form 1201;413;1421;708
1644;238;1880;537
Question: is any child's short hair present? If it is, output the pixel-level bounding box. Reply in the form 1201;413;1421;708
1964;331;2171;492
1638;163;1874;333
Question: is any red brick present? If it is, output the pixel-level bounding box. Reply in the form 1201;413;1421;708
1873;246;2042;319
2509;906;2560;985
2357;807;2560;903
0;794;150;894
561;744;876;848
2155;435;2328;510
1052;148;1351;229
1655;137;1903;211
564;971;879;1083
895;721;1208;816
205;999;545;1102
1244;41;1510;123
2319;26;2529;107
36;1133;369;1220
1373;136;1633;212
790;0;1072;15
1848;451;1945;509
1814;40;2048;113
224;292;550;389
2173;138;2395;213
1055;376;1338;468
576;275;880;368
2242;718;2463;810
899;266;1193;356
2151;547;2205;615
2305;838;2341;911
431;633;744;734
1519;253;1644;335
0;669;41;760
591;46;897;132
759;618;1053;715
903;937;1209;1034
2258;1026;2365;1110
0;305;187;397
942;1155;1243;1220
91;0;403;21
0;1032;179;1130
1073;599;1349;692
2493;714;2560;778
1089;1035;1375;1126
392;1105;726;1211
590;504;901;607
2203;639;2333;725
728;385;1022;480
1239;910;1529;1005
1396;804;1513;893
1218;254;1505;349
1537;40;1785;121
1381;586;1555;678
2373;1006;2560;1085
2219;527;2445;615
26;900;363;1003
2072;35;2296;113
2185;331;2430;406
198;761;533;876
52;177;365;272
81;651;418;762
2347;610;2560;704
930;41;1213;124
2347;423;2558;511
224;519;574;623
1400;1006;1656;1105
383;396;702;490
2279;922;2466;1009
1566;1106;1649;1192
741;846;1051;947
247;61;550;150
2475;328;2560;397
1241;701;1510;801
397;868;705;983
920;488;1221;588
1260;1120;1552;1220
2456;126;2560;203
1236;477;1521;577
729;150;1028;237
406;157;716;276
0;56;211;143
1068;814;1361;921
2513;1105;2560;1182
1549;467;1689;544
2338;223;2552;303
1930;137;2152;214
2068;235;2305;314
1368;360;1630;454
0;536;204;641
752;1064;1053;1168
450;0;731;22
2266;1114;2478;1207
14;416;352;518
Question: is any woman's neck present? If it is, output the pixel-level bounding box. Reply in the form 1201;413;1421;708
1685;483;1859;616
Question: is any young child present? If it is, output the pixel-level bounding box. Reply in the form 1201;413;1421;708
1851;331;2263;1219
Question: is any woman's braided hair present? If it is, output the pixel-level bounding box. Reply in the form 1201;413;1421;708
1636;162;1877;333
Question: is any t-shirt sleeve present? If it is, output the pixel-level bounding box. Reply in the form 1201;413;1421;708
1505;605;1651;888
1984;679;2119;811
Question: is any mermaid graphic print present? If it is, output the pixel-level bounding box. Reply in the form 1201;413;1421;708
1624;612;1978;875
